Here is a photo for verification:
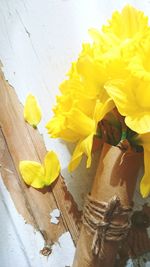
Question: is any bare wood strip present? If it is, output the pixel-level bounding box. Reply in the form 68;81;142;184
0;70;65;244
53;176;81;243
26;120;81;243
0;69;80;244
0;129;38;227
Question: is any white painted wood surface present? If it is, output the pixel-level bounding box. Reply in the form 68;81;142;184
0;0;150;266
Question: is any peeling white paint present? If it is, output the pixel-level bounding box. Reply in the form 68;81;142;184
0;174;75;267
50;208;61;225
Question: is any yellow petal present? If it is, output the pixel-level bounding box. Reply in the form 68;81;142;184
68;134;94;172
135;81;150;109
128;55;150;82
138;133;150;150
125;113;150;134
77;55;106;84
105;80;150;134
19;161;45;188
89;28;119;53
24;94;42;127
46;115;65;137
140;150;150;198
46;116;79;142
105;80;136;116
67;108;95;137
94;98;114;123
44;151;60;185
103;5;148;39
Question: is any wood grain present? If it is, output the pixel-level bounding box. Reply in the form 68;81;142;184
0;69;80;245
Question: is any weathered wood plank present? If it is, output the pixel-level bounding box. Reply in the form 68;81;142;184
0;129;65;245
26;119;81;243
0;69;80;245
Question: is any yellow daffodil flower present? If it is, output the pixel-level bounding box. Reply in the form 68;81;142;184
24;94;42;128
105;78;150;134
19;151;60;188
89;5;149;75
138;133;150;198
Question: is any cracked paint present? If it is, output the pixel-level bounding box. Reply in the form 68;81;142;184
0;174;75;267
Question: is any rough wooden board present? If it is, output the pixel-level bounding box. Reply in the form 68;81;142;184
0;128;65;245
0;129;37;227
26;112;81;243
0;69;80;245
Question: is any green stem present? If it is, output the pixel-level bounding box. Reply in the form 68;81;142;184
121;130;127;141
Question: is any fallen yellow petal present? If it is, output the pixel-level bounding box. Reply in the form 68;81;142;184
19;151;61;189
19;161;45;188
24;94;42;127
44;151;60;185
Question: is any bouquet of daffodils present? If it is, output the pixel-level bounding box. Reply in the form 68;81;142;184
45;5;150;267
46;5;149;198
